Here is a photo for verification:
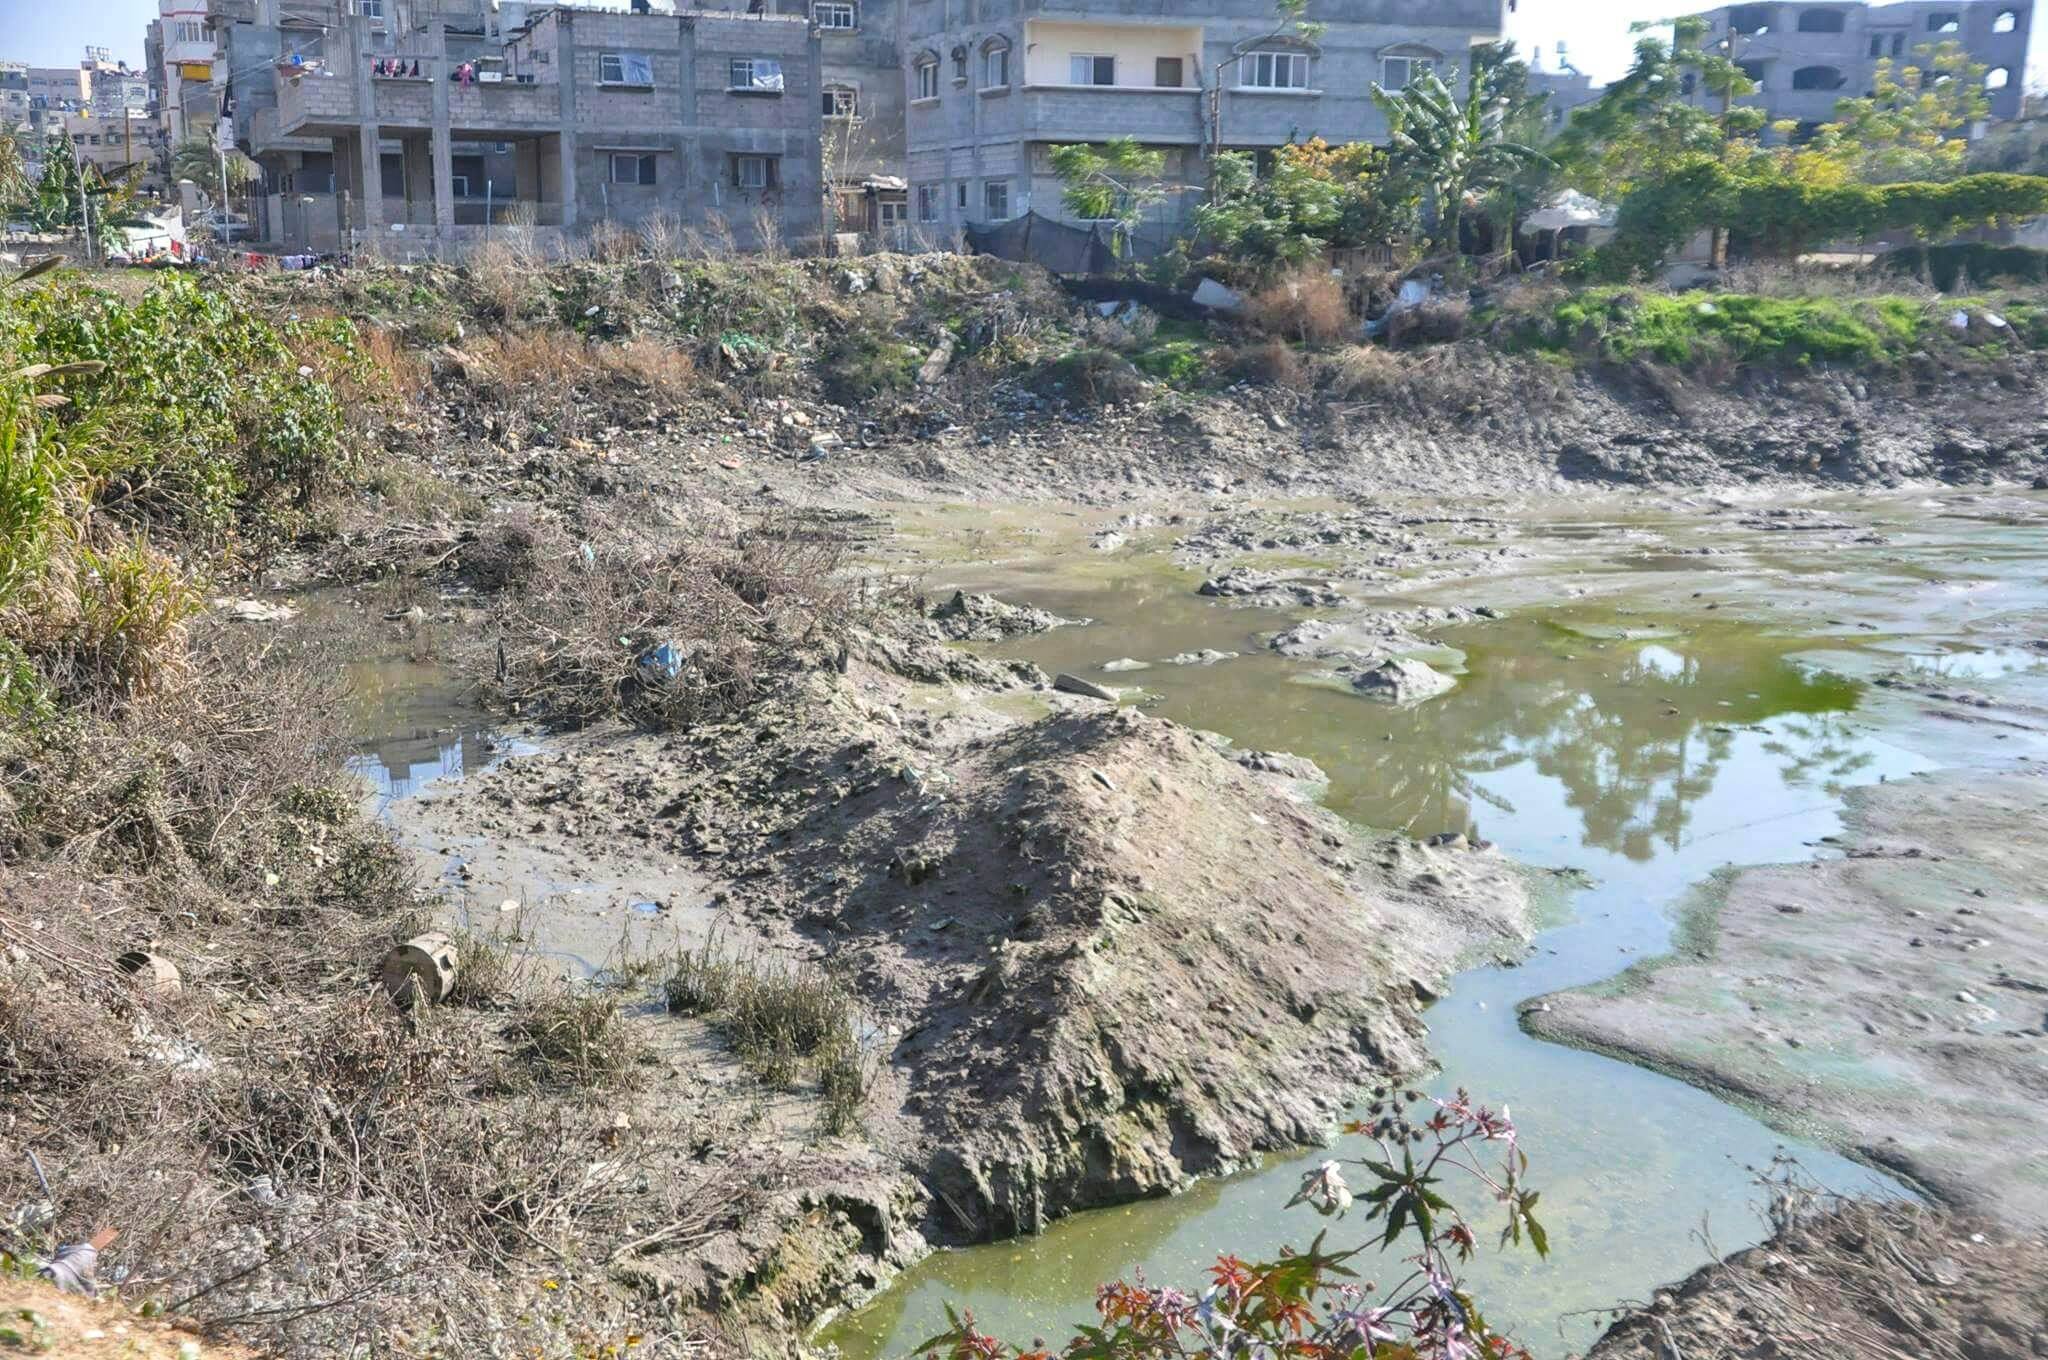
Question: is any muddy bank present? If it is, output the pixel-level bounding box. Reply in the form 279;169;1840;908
1584;1195;2048;1360
1529;766;2048;1230
406;631;1528;1250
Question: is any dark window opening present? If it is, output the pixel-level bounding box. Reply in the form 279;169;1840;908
1796;9;1844;32
1738;58;1768;84
1790;64;1844;90
1926;12;1959;31
1728;5;1774;36
1155;57;1184;88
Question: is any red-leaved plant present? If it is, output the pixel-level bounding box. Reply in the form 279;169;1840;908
917;1089;1547;1360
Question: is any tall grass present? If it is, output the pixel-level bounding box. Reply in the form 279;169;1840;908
664;939;873;1133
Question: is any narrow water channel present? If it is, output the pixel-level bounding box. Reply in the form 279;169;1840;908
820;494;2048;1359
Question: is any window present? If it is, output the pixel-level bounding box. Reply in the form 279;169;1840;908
1680;71;1697;95
1927;12;1959;31
982;40;1010;89
1994;8;2019;32
1380;53;1434;88
1891;33;1904;55
1868;34;1884;56
1727;5;1772;35
1155;57;1185;88
609;153;656;185
1242;51;1311;89
450;174;470;197
983;180;1009;219
729;57;784;92
734;154;777;189
1070;54;1116;86
1790;64;1843;90
599;51;654;86
1987;66;2012;89
814;1;856;30
915;57;940;100
1738;58;1768;84
918;183;938;221
952;46;969;81
956;182;968;210
1796;9;1844;33
824;83;858;118
879;199;906;227
173;21;203;43
356;0;386;16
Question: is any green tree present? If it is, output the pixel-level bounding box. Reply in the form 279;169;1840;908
1805;41;1989;183
0;127;29;217
1048;137;1168;258
1551;18;1765;200
1371;68;1551;255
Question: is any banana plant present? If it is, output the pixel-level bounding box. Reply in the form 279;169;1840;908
1372;68;1552;256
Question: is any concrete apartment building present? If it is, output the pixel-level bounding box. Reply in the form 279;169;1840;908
259;2;825;254
1680;0;2032;134
64;111;172;189
898;0;1507;238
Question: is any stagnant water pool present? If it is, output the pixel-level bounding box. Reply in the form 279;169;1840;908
817;491;2048;1358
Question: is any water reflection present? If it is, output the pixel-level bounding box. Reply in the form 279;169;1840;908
824;597;1926;1360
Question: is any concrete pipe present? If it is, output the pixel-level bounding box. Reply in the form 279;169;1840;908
379;932;459;1007
115;950;182;997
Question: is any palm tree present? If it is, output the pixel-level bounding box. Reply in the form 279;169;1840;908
1371;69;1551;256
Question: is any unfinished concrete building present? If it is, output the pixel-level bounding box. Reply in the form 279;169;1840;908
248;1;825;255
1680;0;2032;132
900;0;1508;240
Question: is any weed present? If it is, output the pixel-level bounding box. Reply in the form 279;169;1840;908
508;985;640;1088
1247;269;1352;344
1229;339;1307;388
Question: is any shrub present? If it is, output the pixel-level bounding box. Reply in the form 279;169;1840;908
1875;242;2048;292
1540;288;1926;367
1228;339;1307;388
1246;268;1352;344
1035;347;1148;406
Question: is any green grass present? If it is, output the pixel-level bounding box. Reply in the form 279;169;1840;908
1536;288;1940;368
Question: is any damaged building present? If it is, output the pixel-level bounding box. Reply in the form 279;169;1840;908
215;1;828;254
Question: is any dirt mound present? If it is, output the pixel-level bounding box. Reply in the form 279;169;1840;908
868;708;1526;1235
1586;1198;2048;1360
0;1277;257;1358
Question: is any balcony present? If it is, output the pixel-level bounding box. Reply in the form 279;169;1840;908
448;77;560;133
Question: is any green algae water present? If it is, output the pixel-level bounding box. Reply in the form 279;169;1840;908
823;491;2048;1359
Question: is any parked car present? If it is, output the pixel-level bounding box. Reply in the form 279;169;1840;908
194;212;252;241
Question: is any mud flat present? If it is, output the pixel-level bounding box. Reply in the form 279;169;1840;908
1529;765;2048;1230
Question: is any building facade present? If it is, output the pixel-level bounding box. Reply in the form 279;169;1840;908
1680;0;2031;132
898;0;1508;240
63;111;171;190
266;2;826;253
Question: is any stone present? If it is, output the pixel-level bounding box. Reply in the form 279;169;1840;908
1350;657;1456;705
1054;673;1118;701
1101;658;1150;673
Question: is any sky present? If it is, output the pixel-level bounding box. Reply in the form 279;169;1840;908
0;0;2037;88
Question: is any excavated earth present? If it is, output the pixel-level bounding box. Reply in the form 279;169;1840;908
401;616;1528;1319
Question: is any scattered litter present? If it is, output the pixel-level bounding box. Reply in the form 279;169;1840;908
380;931;459;1007
1192;277;1245;313
116;950;181;997
1949;309;1970;331
212;596;298;623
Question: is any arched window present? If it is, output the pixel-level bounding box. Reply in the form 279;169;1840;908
1796;9;1845;33
823;82;858;118
980;37;1011;90
951;44;968;82
1790;64;1843;90
1728;5;1773;36
1994;8;2019;32
913;51;939;100
1986;66;2012;90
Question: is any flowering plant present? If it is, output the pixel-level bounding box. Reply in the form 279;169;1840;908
917;1089;1546;1360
